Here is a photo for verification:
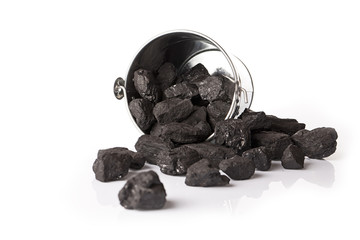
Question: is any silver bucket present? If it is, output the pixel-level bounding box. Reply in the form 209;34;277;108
114;30;254;139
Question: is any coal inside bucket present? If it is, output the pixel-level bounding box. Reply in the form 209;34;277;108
125;31;236;102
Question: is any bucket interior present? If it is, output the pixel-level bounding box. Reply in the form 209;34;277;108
125;31;235;102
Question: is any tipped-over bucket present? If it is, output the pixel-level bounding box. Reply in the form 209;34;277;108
114;30;254;139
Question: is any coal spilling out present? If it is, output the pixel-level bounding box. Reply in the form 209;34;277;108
92;62;338;210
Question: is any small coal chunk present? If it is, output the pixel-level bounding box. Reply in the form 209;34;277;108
157;146;202;175
207;100;231;129
242;147;271;171
214;119;251;154
219;155;255;180
118;170;166;210
181;63;210;84
153;98;194;124
185;159;230;187
157;62;177;91
159;121;212;144
265;115;306;135
185;142;237;168
197;76;227;102
133;69;160;103
182;106;207;125
240;108;270;131
281;144;305;169
251;131;292;160
135;135;174;165
164;82;199;99
291;127;338;159
93;147;132;182
96;147;145;170
129;152;146;170
129;98;156;132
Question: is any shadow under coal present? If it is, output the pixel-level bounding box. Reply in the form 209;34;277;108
91;158;335;211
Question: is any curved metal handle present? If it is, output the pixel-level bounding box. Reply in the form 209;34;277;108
240;87;249;104
113;77;126;100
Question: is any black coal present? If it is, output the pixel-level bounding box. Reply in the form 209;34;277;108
93;62;338;210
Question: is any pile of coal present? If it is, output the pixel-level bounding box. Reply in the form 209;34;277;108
129;62;234;134
93;62;339;210
118;171;166;210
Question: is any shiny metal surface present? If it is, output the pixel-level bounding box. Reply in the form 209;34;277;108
113;77;125;100
118;30;254;137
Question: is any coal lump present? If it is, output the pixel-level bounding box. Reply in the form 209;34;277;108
92;147;132;182
291;127;337;159
242;147;271;171
281;144;305;169
185;159;230;187
118;170;166;210
219;155;255;180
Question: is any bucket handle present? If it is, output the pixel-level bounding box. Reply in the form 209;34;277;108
114;77;126;100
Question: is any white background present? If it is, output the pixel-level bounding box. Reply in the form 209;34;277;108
1;0;359;239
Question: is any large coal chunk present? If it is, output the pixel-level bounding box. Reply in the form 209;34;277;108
185;142;237;168
133;69;160;103
291;127;338;159
265;115;306;135
135;135;174;165
214;119;251;154
153;98;194;124
251;131;292;160
163;82;199;99
181;63;209;84
240;109;270;131
281;144;305;169
185;159;230;187
242;147;271;171
93;147;132;182
118;170;166;210
157;146;202;175
182;106;207;125
207;100;231;129
197;76;227;102
129;98;156;132
219;155;255;180
157;62;177;91
158;121;212;144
